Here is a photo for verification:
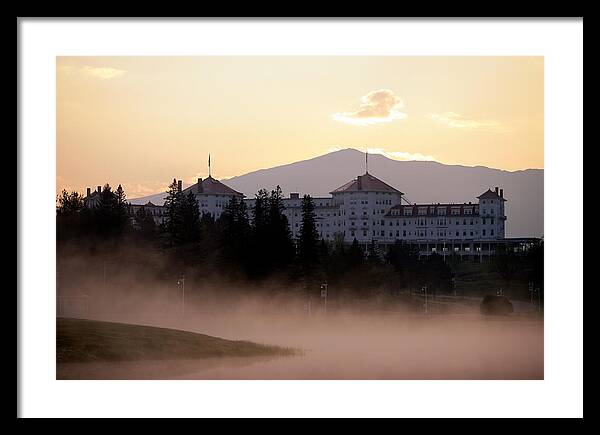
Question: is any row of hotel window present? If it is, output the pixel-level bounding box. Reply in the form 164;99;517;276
292;229;496;239
347;199;393;205
291;218;496;228
392;208;480;216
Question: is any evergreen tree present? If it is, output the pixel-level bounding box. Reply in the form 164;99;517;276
134;206;156;239
164;179;183;242
297;194;319;268
94;183;124;236
56;189;85;240
114;184;129;229
217;196;251;270
386;239;420;291
57;190;85;215
267;186;294;270
495;244;519;283
347;238;364;268
248;189;271;277
180;191;201;243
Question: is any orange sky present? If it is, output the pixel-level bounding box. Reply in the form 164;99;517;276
57;56;543;198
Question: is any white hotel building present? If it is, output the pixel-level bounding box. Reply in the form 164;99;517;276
91;169;534;260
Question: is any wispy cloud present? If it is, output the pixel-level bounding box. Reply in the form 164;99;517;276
427;112;507;133
333;89;407;126
60;65;126;80
367;147;436;162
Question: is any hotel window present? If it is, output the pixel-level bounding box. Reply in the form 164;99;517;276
491;229;494;236
403;230;407;237
482;229;486;236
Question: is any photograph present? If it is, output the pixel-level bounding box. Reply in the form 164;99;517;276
17;18;583;419
55;56;544;380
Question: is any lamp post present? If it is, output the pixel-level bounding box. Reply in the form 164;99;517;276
177;274;186;317
422;285;428;314
320;282;328;316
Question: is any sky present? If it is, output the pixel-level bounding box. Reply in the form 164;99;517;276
57;56;544;199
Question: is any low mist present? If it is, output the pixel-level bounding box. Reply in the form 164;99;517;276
57;240;543;380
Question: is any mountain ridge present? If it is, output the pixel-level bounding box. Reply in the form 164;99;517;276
130;148;543;238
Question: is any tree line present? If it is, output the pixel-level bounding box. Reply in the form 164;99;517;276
57;182;542;299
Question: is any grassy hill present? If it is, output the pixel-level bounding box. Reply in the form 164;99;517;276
57;318;296;363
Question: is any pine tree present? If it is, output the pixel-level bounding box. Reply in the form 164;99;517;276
268;186;294;270
134;206;156;238
56;189;85;241
217;196;251;270
164;179;182;241
347;238;364;268
95;184;120;236
57;190;84;215
180;191;201;243
114;184;130;232
297;194;319;268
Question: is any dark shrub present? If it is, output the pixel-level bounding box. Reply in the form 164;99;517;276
480;295;514;315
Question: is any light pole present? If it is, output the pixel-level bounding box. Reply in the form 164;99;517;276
177;274;186;317
422;285;428;314
320;282;328;316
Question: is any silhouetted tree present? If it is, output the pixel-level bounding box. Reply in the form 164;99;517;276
267;186;294;268
347;238;364;268
217;196;251;271
386;239;420;292
56;189;85;240
134;206;157;239
180;191;201;243
57;190;85;215
495;244;519;284
297;194;319;268
164;179;183;243
92;183;129;237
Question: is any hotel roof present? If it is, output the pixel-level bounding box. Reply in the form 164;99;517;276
477;189;507;201
183;175;244;197
330;172;403;195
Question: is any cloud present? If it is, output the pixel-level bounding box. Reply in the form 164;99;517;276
367;147;436;162
333;89;407;126
427;112;507;133
60;65;126;79
82;66;126;79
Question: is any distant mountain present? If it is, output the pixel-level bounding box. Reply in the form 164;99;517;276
130;149;543;238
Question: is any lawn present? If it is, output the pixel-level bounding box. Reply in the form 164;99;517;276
57;318;297;363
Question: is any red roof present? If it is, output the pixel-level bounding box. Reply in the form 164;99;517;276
477;189;507;201
330;173;403;195
183;176;244;197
